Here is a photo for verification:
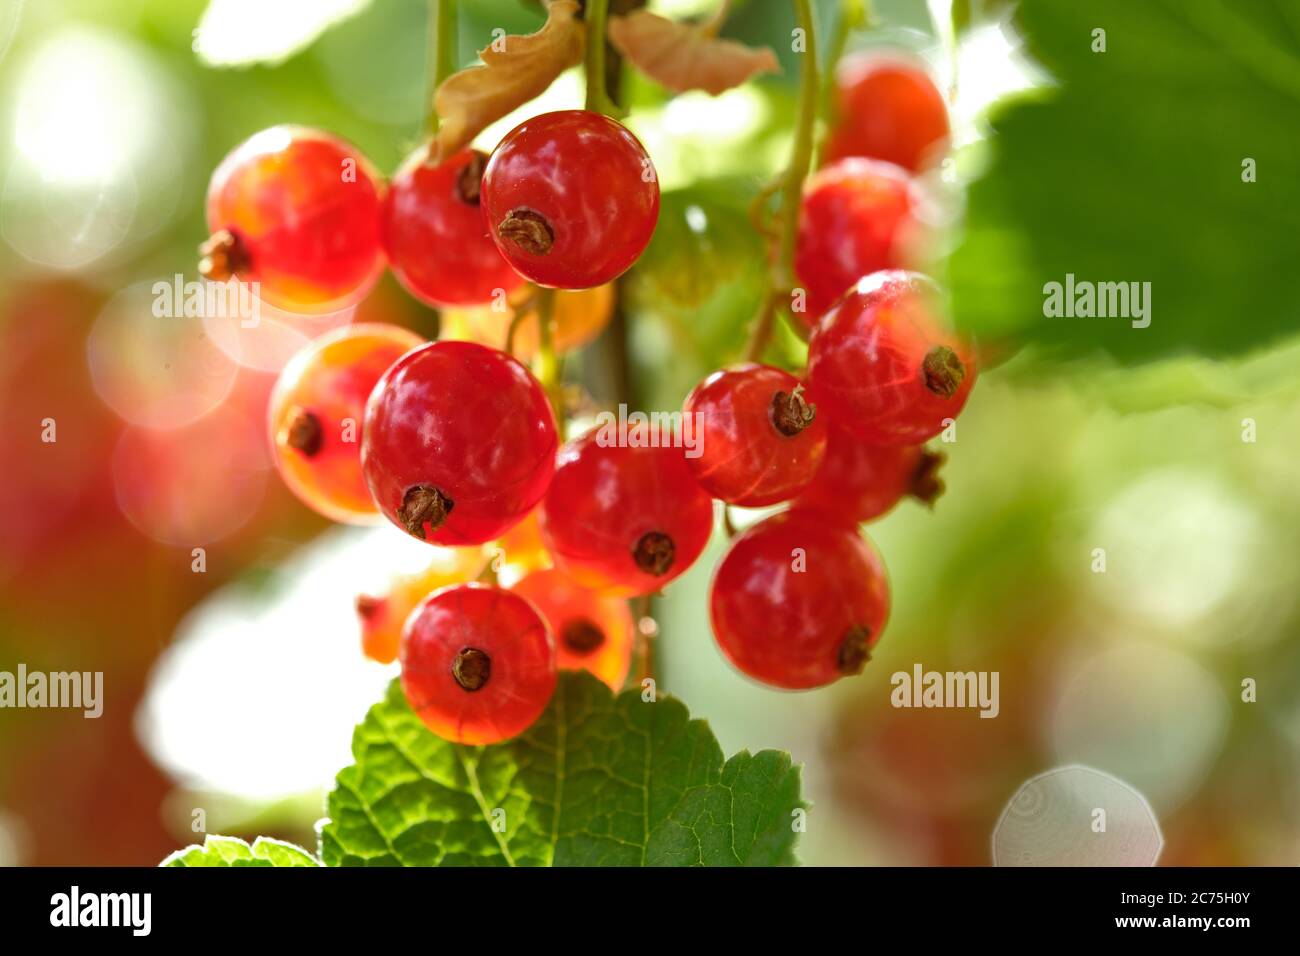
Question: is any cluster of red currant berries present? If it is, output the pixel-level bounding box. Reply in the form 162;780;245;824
208;51;971;744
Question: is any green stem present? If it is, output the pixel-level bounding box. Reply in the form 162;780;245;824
743;0;819;359
946;0;961;104
505;303;532;356
702;0;734;35
427;0;458;135
742;292;777;363
777;0;819;293
583;0;617;114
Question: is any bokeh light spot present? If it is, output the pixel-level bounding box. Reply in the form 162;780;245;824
993;765;1162;866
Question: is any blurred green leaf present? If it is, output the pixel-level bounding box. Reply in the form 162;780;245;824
949;0;1300;362
161;835;319;867
318;673;804;866
626;183;771;403
637;186;766;309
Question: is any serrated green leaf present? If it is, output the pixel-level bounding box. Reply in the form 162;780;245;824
161;836;319;867
949;0;1300;362
318;672;805;866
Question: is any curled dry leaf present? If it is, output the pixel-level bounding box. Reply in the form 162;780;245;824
608;9;780;96
431;0;585;161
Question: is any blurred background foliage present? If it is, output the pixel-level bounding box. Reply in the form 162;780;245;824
0;0;1298;866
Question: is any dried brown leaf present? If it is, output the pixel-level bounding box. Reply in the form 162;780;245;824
608;10;779;96
432;0;585;160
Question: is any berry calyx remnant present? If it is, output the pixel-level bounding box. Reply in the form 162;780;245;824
451;647;491;691
398;484;454;540
282;408;323;457
497;208;555;256
770;385;816;437
633;531;675;576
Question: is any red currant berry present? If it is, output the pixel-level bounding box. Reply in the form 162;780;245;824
710;511;890;690
808;271;976;445
400;583;556;744
362;340;558;545
794;157;928;321
481;110;660;289
539;429;713;596
202;126;386;313
792;425;945;524
511;568;634;691
683;364;827;507
268;323;425;523
824;52;950;172
382;146;525;308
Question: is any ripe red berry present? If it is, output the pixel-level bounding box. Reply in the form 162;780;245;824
481;110;660;289
382;146;525;308
362;340;558;545
539;429;713;597
201;126;386;313
710;511;890;690
511;568;634;691
794;157;927;321
808;271;976;445
792;425;945;524
400;583;556;744
683;364;827;507
268;323;424;523
824;52;950;172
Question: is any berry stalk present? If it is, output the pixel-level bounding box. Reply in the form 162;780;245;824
583;0;620;116
702;0;735;35
426;0;458;135
776;0;820;307
743;0;819;360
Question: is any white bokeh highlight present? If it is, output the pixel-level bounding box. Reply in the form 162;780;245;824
2;26;192;270
137;525;437;801
993;765;1162;866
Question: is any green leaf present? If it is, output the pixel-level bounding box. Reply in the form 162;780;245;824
318;672;805;866
949;0;1300;362
161;836;319;868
